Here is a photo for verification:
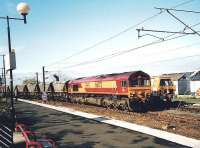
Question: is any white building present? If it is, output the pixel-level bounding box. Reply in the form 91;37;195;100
190;70;200;96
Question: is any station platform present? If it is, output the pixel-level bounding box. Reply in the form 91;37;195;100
15;100;199;147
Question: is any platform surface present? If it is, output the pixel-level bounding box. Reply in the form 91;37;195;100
15;101;195;148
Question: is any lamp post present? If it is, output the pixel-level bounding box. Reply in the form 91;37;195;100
43;66;46;91
0;55;6;97
36;72;39;85
0;2;30;146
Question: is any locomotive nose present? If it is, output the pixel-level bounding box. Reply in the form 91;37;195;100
129;87;151;101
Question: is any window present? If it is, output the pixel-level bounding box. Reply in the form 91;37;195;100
144;80;150;86
160;79;173;86
73;85;79;91
130;78;150;87
131;79;138;86
121;80;127;87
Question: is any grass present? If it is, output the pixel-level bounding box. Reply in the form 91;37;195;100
173;95;200;104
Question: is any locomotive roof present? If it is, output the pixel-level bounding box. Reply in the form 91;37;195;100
69;71;149;83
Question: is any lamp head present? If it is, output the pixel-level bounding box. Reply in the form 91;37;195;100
17;2;30;15
17;2;30;24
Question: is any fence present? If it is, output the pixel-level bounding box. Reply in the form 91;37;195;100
0;115;13;148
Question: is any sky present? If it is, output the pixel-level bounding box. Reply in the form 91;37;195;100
0;0;200;83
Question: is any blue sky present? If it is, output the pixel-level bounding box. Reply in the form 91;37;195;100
0;0;200;82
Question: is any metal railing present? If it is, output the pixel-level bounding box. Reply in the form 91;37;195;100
0;114;13;148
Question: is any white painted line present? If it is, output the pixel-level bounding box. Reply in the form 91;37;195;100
18;99;200;148
102;119;200;148
193;103;200;107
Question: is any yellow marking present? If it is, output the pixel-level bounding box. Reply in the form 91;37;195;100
102;81;116;88
81;81;117;88
71;81;117;93
69;91;128;95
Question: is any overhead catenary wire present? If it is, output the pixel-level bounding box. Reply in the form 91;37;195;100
155;7;200;14
52;35;190;69
48;53;200;79
166;9;200;36
45;0;195;68
96;51;200;74
49;21;200;70
123;54;200;69
138;5;200;39
45;13;161;67
170;0;195;8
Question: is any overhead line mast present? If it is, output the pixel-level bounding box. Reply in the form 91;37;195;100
137;7;200;39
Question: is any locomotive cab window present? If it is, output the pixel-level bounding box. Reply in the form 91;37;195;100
130;77;150;87
131;79;138;86
121;80;127;87
143;79;150;86
160;79;173;86
72;85;79;91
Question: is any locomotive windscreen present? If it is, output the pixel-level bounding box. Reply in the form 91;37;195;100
130;77;150;87
160;79;173;86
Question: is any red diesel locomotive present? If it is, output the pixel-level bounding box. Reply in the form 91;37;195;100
67;71;151;111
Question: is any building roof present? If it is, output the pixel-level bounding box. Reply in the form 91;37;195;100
161;72;192;81
161;71;200;81
190;70;200;81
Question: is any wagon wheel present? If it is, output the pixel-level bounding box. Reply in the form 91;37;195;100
113;103;118;110
67;95;71;103
102;102;109;109
82;96;86;104
120;103;128;111
71;96;76;104
119;104;129;113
